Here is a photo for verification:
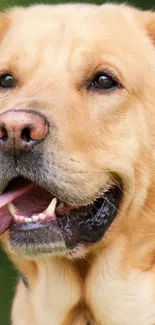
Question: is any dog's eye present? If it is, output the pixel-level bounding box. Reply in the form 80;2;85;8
90;73;120;91
0;74;14;88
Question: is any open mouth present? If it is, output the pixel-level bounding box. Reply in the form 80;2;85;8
0;177;122;255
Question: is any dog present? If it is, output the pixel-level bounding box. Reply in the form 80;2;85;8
0;3;155;324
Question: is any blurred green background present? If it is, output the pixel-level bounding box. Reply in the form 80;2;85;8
0;0;154;323
0;0;155;9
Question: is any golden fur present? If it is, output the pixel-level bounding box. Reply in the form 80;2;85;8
0;3;155;324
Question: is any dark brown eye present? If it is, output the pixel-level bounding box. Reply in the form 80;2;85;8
0;74;14;88
91;73;119;91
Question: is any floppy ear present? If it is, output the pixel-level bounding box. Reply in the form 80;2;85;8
141;11;155;45
0;11;11;40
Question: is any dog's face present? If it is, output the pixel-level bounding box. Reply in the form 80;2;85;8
0;4;155;258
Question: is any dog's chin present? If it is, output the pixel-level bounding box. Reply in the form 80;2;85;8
0;177;122;258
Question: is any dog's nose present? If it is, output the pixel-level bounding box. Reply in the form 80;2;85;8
0;110;48;151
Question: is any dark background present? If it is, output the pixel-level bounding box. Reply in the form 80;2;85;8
0;0;154;324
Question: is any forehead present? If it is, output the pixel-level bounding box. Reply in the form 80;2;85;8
0;4;151;80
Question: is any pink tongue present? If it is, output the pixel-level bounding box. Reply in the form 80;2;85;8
0;180;33;235
0;183;33;209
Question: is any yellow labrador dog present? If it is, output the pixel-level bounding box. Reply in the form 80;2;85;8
0;3;155;325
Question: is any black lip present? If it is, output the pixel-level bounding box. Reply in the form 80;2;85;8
9;219;66;253
57;185;122;245
9;186;122;253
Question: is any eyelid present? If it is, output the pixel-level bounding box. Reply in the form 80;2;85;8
92;68;122;86
0;69;12;76
0;72;17;89
85;69;123;93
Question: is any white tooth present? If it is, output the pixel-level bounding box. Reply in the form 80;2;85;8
46;198;57;216
7;203;18;217
39;213;46;220
18;216;24;222
14;214;19;221
25;218;32;223
32;215;39;222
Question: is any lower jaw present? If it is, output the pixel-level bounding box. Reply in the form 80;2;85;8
8;186;122;258
8;220;87;258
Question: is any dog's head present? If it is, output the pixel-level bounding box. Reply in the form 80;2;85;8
0;3;155;258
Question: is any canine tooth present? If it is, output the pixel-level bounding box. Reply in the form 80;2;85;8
32;215;39;222
46;198;57;216
7;203;18;217
25;218;32;223
39;213;46;220
14;214;19;221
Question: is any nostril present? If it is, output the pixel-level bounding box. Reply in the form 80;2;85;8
0;126;8;142
21;127;32;143
0;110;48;149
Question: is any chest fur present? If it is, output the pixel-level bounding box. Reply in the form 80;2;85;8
20;249;155;325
